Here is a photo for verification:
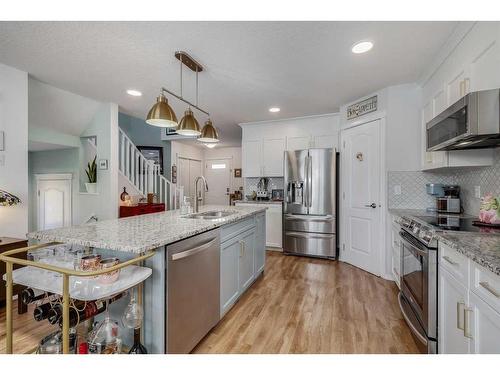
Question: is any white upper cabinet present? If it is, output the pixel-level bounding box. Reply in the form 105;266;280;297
420;22;498;171
240;115;339;177
262;138;286;177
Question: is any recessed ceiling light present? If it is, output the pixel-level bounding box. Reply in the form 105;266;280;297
351;41;373;54
269;107;280;113
126;89;142;97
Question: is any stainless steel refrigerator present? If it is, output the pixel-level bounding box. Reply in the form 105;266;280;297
283;148;338;259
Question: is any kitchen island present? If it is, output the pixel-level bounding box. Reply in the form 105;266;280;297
24;205;267;354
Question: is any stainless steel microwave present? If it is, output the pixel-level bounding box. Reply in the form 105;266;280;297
426;89;500;151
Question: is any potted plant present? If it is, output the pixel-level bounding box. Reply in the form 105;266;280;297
85;155;98;194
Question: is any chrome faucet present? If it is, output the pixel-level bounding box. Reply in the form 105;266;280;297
194;176;209;212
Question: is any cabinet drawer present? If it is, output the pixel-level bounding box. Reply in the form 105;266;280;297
470;262;500;314
220;217;255;243
439;243;469;286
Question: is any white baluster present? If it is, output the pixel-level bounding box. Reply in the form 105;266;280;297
120;133;125;173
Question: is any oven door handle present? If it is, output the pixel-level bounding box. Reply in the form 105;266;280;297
398;293;428;346
399;231;429;255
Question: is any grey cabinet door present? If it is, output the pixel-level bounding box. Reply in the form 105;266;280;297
239;229;255;291
220;237;240;317
254;213;266;274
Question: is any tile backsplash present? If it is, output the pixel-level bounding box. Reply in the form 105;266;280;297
388;149;500;214
244;177;284;195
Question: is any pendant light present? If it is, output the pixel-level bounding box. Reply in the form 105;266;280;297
177;107;201;136
145;92;178;128
198;119;219;143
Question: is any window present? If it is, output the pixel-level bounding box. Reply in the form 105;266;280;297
211;163;226;169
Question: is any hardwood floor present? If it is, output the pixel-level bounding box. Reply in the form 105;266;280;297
194;251;419;354
0;251;419;354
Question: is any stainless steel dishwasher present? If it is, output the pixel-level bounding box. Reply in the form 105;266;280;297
166;228;220;353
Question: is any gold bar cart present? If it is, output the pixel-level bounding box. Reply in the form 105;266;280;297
0;242;154;354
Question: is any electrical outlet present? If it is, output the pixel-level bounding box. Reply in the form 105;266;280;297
394;185;402;195
474;186;481;199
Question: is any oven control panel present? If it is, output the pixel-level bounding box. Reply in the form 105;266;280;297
398;216;437;248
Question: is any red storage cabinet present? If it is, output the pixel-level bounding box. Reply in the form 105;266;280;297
119;203;165;218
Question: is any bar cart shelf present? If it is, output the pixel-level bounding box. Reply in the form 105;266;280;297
0;242;155;354
3;265;151;301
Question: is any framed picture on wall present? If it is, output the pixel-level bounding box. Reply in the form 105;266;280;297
138;146;164;174
234;168;242;178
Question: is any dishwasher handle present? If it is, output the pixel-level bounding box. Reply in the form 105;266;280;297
171;238;218;261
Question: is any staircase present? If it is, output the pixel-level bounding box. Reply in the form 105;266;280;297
118;128;179;210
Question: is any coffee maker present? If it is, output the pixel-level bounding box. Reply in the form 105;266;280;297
426;183;461;214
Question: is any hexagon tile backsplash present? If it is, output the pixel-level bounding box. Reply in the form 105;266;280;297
388;149;500;215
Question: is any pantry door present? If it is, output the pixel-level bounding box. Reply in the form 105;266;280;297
36;174;72;230
340;119;382;276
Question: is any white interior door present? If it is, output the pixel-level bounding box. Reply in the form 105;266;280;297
36;175;72;230
204;158;231;205
340;119;382;276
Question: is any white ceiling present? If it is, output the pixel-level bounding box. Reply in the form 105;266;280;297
0;21;458;147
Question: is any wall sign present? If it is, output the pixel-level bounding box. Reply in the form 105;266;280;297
347;95;377;120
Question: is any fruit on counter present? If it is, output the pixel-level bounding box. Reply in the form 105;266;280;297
479;193;500;224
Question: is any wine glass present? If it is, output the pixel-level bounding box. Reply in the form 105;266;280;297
121;289;143;329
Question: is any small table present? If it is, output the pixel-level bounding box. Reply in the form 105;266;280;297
0;237;29;313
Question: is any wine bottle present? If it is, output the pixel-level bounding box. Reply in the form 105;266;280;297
128;328;148;354
21;288;52;305
33;302;53;321
54;292;125;328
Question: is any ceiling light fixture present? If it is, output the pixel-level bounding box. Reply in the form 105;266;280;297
205;143;216;149
198;119;219;143
126;89;142;97
146;51;213;139
269;107;280;113
351;41;373;54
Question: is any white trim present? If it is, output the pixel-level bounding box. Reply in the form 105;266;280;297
239;112;340;127
35;173;73;181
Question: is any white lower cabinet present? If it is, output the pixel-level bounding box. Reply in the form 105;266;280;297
220;214;266;317
438;242;500;353
468;291;500;354
439;266;470;353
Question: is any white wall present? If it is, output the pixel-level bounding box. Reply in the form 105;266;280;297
204;146;243;193
340;83;422;172
78;103;119;223
0;63;29;239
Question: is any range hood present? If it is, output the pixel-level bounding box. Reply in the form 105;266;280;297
426;89;500;151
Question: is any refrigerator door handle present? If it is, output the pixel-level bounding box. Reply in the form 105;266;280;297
304;155;309;208
308;155;312;208
284;214;333;222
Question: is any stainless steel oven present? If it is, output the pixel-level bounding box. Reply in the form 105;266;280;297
399;229;437;354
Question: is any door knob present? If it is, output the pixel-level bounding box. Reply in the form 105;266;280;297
365;203;377;208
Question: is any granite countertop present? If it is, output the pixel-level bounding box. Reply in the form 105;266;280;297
27;205;267;254
234;200;283;205
389;208;500;276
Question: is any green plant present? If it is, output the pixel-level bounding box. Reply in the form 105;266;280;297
85;155;97;183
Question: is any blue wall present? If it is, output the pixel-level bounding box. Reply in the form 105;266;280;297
118;113;171;179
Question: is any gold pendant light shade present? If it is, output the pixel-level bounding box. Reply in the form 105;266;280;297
198;119;219;143
146;93;178;128
177;108;201;136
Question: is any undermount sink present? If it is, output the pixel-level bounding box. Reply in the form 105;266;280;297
182;210;237;220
